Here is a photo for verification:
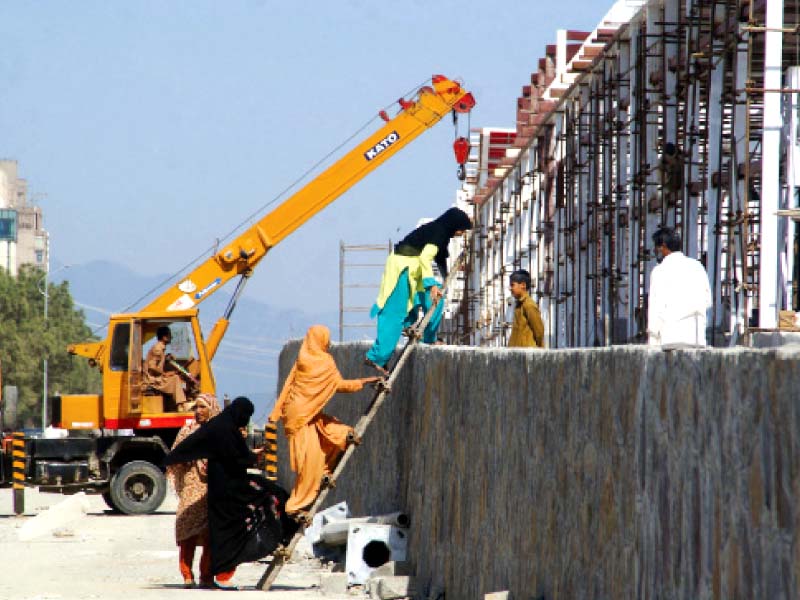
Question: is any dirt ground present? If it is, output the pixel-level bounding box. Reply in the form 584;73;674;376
0;486;363;600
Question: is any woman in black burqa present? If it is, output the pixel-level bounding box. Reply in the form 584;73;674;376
163;397;298;587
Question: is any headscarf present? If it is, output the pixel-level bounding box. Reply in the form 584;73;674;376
194;392;222;419
164;396;255;467
166;392;222;481
397;207;472;277
227;396;255;428
269;325;344;434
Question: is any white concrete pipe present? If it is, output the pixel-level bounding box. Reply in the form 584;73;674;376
367;511;411;528
318;512;410;547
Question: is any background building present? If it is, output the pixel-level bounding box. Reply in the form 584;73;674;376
0;160;48;276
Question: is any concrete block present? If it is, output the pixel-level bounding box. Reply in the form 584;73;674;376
369;576;416;599
345;523;407;585
319;572;348;596
369;560;415;577
485;592;511;600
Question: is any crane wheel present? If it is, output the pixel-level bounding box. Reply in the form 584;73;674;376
109;460;167;515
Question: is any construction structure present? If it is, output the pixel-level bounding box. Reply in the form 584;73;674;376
442;0;800;348
338;242;391;342
0;160;48;276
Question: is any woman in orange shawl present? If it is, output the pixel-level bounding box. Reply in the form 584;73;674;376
269;325;380;516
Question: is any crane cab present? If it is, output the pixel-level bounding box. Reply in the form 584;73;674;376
62;309;215;431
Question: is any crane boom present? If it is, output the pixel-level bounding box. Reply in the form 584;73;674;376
56;76;474;516
143;75;474;315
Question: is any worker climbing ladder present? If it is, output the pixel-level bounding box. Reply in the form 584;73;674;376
256;251;468;591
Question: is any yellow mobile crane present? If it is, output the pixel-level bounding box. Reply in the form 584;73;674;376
18;75;474;514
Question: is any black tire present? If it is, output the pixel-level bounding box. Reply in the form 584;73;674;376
101;491;121;513
109;460;167;515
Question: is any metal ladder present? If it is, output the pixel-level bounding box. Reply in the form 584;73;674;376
256;252;466;591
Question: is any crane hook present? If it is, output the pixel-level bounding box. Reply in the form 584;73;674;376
453;136;469;181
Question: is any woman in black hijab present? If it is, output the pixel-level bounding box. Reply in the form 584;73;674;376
395;207;473;278
164;397;298;589
365;207;472;373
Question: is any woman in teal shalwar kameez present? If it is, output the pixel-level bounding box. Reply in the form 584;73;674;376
365;207;472;372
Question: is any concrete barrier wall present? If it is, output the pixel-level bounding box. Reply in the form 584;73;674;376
274;342;800;599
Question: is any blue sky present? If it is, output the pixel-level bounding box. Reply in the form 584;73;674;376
2;1;608;319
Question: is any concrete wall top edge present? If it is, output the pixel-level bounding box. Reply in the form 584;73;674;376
283;338;800;362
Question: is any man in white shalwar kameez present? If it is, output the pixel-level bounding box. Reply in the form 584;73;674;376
648;227;712;348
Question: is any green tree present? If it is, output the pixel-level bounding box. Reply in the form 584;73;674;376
0;265;101;426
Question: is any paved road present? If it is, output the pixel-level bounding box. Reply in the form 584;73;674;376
0;487;357;600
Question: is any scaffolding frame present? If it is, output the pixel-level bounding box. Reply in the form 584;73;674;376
338;242;390;342
446;0;800;348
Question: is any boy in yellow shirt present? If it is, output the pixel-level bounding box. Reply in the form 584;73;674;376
507;269;544;348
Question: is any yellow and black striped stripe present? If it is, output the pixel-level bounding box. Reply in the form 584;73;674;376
264;422;278;481
12;431;25;514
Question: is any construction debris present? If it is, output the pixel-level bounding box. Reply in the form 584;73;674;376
306;501;351;546
307;502;413;593
319;572;349;596
368;561;415;578
345;523;408;585
366;575;416;600
319;512;411;547
18;492;89;541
